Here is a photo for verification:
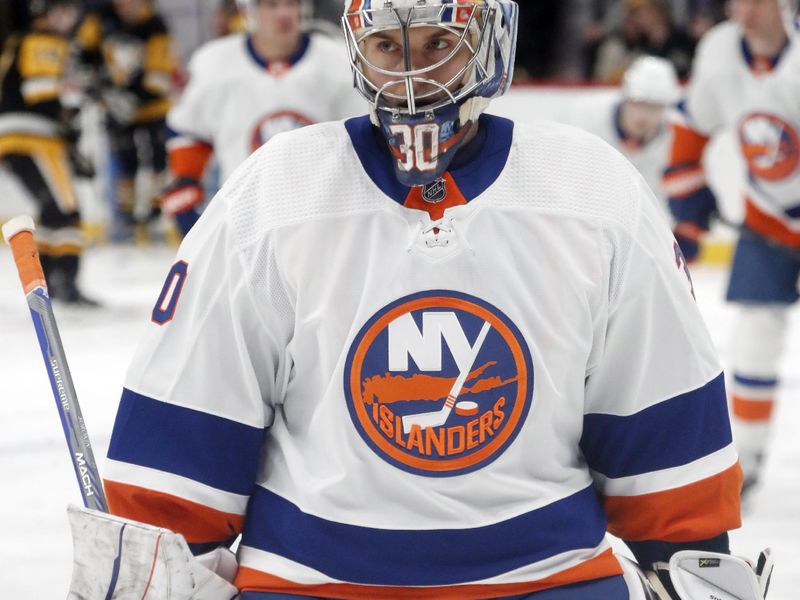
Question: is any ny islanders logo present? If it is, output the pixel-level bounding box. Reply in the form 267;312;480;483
344;291;533;476
739;112;800;182
250;110;315;151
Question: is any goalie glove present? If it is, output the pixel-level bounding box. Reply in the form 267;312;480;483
160;177;204;235
645;549;774;600
67;505;239;600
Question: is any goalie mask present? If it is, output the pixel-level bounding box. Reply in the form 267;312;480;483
343;0;518;186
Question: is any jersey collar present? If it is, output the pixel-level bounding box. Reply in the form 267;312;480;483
246;33;311;75
344;113;514;212
740;36;789;74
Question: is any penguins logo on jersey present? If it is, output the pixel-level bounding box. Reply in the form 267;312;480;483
250;110;315;151
739;112;800;182
344;291;533;477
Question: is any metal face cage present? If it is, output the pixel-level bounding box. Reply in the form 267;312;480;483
342;1;497;117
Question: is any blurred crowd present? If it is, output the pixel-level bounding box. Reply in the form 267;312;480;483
2;0;729;85
310;0;729;82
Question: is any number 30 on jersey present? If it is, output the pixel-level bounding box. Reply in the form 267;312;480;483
390;123;440;172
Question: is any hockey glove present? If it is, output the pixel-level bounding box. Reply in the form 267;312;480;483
161;177;205;236
669;184;718;262
644;549;774;600
67;504;239;600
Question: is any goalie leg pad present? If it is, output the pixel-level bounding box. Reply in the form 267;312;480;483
67;505;238;600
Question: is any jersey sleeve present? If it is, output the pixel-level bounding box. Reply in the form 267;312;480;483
661;30;721;200
581;172;742;545
167;47;217;137
103;166;290;550
165;48;217;179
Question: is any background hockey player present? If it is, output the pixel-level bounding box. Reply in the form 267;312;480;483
573;54;680;216
663;0;799;499
160;0;363;236
0;0;97;305
75;0;176;242
69;0;773;598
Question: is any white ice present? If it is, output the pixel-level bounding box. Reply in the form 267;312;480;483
0;246;798;597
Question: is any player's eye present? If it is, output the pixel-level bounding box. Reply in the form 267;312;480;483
377;40;399;53
428;38;451;51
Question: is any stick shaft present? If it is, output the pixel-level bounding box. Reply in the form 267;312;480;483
5;223;108;512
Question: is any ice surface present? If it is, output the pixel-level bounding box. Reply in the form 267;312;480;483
0;247;798;597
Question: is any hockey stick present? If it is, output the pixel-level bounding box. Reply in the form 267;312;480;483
401;321;491;434
2;215;108;512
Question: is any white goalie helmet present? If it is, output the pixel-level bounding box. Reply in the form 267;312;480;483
622;56;681;107
342;0;519;186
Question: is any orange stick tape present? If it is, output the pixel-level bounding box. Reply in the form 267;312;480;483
7;228;47;295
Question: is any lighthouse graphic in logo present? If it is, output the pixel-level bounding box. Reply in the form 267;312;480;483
344;291;533;477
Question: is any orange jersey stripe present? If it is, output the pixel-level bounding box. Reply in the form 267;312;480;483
236;548;623;599
104;479;244;544
744;198;800;248
732;395;774;422
169;141;213;179
669;123;710;167
604;463;742;542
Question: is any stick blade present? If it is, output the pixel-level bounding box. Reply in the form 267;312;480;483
402;409;449;434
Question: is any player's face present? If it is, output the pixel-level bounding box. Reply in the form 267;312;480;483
621;101;665;141
113;0;148;23
360;25;472;108
48;4;79;33
730;0;785;39
251;0;303;46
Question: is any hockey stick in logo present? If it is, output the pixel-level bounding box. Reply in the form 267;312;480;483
402;321;491;434
2;216;108;512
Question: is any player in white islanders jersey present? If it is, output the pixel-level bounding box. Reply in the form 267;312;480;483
160;0;363;235
67;1;777;599
573;56;680;218
663;0;799;498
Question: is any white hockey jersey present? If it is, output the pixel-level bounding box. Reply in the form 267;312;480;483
736;40;800;246
166;32;363;182
665;20;799;239
572;95;673;216
104;115;741;597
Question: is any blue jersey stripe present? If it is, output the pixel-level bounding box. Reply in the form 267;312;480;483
580;372;731;479
107;388;264;496
241;485;608;586
733;373;778;388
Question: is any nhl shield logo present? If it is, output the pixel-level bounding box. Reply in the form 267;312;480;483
422;178;447;204
344;291;534;476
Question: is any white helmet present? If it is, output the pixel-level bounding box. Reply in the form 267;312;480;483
342;0;519;186
622;56;681;107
